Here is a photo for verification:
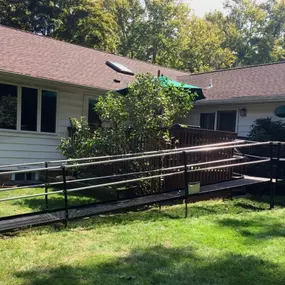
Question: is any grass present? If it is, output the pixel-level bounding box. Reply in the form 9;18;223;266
1;194;285;285
0;186;117;217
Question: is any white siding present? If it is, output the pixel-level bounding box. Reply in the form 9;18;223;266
185;102;285;137
0;79;103;167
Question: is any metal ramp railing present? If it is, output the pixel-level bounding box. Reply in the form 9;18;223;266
0;140;281;233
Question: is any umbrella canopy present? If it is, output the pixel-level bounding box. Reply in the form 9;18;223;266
117;76;205;100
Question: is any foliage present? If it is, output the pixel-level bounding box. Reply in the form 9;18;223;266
249;117;285;142
182;17;237;72
58;117;96;159
247;117;285;178
0;0;118;50
54;0;118;51
222;0;285;66
0;95;17;129
3;0;285;71
59;73;196;158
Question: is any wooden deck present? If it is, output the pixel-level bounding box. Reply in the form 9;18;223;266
0;176;271;233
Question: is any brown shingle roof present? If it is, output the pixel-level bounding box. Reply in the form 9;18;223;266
178;62;285;101
0;25;188;90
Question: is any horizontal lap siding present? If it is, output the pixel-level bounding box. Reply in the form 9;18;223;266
0;90;85;166
238;103;285;137
186;102;285;137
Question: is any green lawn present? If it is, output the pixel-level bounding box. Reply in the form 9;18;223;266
0;186;117;217
1;195;285;285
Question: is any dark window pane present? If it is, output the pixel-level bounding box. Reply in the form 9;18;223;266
41;90;57;133
15;173;25;180
200;113;215;130
88;99;101;128
21;87;38;131
0;83;17;130
217;111;237;132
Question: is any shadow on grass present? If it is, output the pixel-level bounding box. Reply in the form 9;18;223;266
217;215;285;240
12;187;117;212
15;245;285;285
249;195;285;207
63;197;277;230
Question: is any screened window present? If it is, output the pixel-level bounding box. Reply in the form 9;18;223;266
0;83;17;130
88;99;101;128
200;113;215;130
41;90;57;133
21;87;38;131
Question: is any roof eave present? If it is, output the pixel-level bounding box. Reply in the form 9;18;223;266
195;95;285;106
0;69;110;93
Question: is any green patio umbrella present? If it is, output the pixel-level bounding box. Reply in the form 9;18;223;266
117;75;206;100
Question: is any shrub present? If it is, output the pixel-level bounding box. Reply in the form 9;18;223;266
247;117;285;178
59;73;196;158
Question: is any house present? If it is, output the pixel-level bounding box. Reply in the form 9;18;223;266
178;62;285;137
2;24;285;181
0;25;188;179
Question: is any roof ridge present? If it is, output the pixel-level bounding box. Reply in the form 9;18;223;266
0;24;189;76
187;61;285;76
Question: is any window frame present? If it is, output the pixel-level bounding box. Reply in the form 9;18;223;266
84;95;101;126
199;109;238;133
0;80;58;135
199;112;216;130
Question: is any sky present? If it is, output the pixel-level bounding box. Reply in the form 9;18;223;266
183;0;266;17
183;0;225;17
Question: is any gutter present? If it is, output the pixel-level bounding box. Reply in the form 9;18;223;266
0;69;109;94
195;95;285;106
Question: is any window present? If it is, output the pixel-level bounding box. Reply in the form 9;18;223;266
88;99;101;128
15;172;36;181
200;110;237;132
217;110;237;132
275;106;285;118
200;113;215;129
41;90;57;133
0;83;57;133
0;83;17;130
21;87;38;131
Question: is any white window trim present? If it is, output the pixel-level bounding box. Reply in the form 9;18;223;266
0;80;59;135
199;109;238;132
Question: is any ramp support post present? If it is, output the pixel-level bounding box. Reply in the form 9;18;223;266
44;162;49;212
183;151;189;218
62;166;69;227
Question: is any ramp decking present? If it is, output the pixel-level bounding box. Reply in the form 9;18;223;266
0;176;271;233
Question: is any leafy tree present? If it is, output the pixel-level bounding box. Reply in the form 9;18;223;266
59;73;196;158
55;0;118;51
223;0;285;66
105;0;191;68
182;17;236;72
0;0;118;51
104;0;144;58
0;0;63;35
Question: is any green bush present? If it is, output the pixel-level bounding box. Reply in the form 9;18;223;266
249;117;285;142
59;74;196;158
247;117;285;179
58;74;196;196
